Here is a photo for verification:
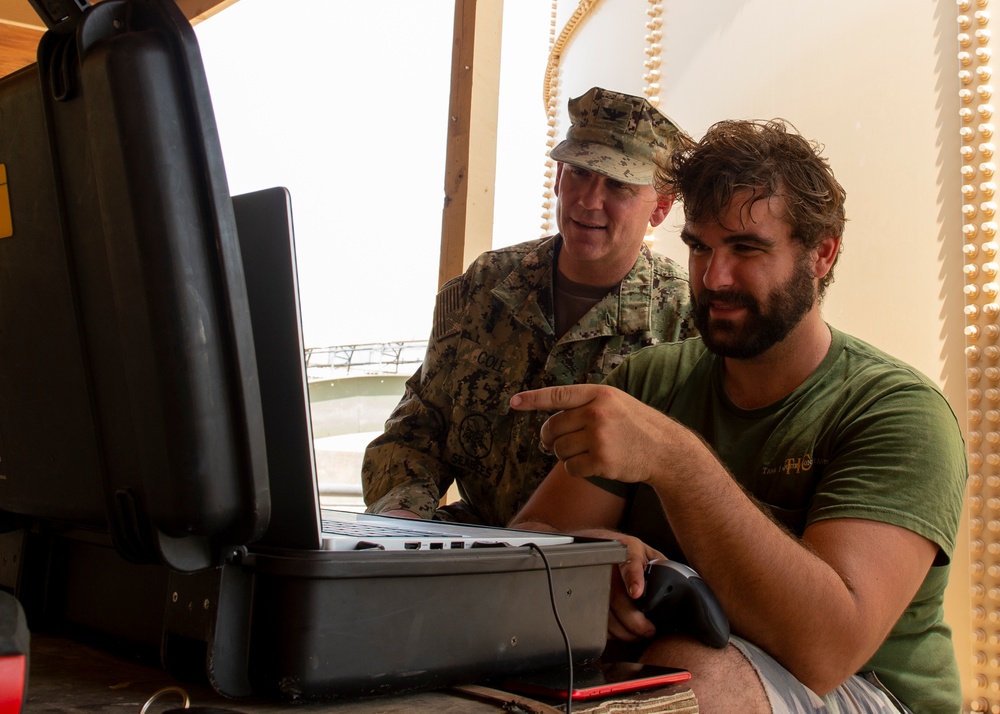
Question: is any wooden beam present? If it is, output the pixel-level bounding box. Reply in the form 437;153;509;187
0;0;239;79
0;23;42;79
174;0;240;24
0;0;46;29
439;0;503;288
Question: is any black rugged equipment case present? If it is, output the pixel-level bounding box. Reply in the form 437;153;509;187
5;529;623;699
0;0;627;700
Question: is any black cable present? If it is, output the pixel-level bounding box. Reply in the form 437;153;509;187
528;542;573;714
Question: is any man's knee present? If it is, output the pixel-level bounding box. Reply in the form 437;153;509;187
648;635;907;714
639;635;771;714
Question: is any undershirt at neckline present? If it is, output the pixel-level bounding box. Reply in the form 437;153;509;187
553;268;617;339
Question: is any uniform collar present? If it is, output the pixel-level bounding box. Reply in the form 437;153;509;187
491;235;655;339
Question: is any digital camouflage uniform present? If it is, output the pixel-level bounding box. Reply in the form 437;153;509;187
362;235;696;526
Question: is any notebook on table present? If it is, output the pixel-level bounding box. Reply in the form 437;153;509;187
231;187;573;553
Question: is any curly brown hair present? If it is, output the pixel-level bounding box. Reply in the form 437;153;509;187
657;119;846;296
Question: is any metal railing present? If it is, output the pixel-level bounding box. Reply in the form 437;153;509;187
304;340;428;379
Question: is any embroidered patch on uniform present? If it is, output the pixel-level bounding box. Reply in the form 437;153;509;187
458;413;493;459
433;278;464;341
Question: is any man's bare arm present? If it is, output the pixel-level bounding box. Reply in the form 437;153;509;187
511;383;938;694
511;461;665;641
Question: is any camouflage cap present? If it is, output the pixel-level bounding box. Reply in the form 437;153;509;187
549;86;684;185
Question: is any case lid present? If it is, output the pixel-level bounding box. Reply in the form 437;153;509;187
0;0;269;572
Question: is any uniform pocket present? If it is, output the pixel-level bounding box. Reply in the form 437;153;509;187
443;339;520;472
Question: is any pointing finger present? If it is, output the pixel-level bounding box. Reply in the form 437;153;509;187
510;384;603;412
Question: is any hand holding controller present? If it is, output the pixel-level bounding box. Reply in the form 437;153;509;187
636;559;730;649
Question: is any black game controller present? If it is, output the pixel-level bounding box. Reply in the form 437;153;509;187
636;559;730;649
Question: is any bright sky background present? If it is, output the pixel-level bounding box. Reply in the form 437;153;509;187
194;1;552;349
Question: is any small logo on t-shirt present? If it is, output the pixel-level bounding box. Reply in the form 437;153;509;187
762;453;827;476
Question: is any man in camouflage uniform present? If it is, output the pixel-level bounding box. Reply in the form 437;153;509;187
362;87;696;526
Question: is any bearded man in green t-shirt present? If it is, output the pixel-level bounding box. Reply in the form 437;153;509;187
510;120;967;714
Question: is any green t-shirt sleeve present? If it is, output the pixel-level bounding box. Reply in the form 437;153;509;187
807;382;968;563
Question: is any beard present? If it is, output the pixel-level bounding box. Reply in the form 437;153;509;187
693;260;817;359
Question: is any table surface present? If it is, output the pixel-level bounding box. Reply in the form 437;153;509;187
23;634;520;713
22;634;697;714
